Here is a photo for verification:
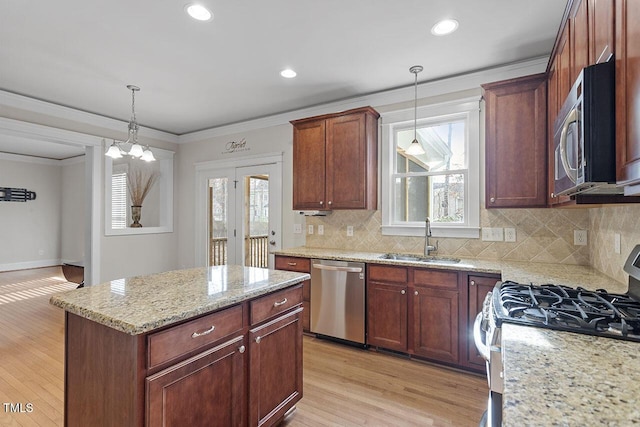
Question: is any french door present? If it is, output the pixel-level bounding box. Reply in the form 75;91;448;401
196;156;282;269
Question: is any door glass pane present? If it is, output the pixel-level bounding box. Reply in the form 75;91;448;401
208;178;228;266
244;175;269;268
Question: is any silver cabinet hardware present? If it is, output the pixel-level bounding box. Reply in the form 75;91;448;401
414;290;418;296
490;197;496;203
255;336;261;344
401;289;406;295
191;325;215;338
238;345;246;354
273;298;288;307
471;280;476;286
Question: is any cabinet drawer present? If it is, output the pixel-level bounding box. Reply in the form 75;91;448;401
275;256;310;272
413;269;458;289
147;304;244;370
250;285;303;325
368;264;408;283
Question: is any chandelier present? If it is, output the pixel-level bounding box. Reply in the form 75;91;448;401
105;85;155;162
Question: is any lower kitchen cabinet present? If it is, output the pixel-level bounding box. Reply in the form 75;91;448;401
146;336;247;427
366;264;461;365
249;307;303;427
274;255;311;332
465;274;500;371
367;279;408;351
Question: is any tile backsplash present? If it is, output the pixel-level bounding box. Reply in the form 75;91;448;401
304;205;640;284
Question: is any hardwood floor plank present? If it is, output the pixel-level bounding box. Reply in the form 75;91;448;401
0;267;488;427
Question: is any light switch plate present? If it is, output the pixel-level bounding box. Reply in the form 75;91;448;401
293;224;302;234
346;226;354;237
317;225;324;235
308;225;314;235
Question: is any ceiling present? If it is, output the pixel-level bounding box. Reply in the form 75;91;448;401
0;0;567;158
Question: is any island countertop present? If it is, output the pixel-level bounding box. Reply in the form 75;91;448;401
502;323;640;425
49;265;310;335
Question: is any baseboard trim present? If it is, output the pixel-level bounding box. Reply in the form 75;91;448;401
0;259;61;272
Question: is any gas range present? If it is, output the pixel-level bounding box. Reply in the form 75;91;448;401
490;244;640;342
492;282;640;342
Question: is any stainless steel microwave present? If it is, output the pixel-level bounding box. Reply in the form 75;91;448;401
553;59;617;197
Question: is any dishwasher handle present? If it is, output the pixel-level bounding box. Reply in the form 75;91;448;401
312;263;363;273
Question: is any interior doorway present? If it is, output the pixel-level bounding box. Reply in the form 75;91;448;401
195;154;282;269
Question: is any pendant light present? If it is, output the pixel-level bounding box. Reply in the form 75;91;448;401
404;65;425;156
105;85;156;162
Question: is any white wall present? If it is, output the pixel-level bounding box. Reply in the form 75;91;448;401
0;156;62;270
60;158;85;263
176;124;306;269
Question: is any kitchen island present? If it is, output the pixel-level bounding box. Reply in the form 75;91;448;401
50;265;310;427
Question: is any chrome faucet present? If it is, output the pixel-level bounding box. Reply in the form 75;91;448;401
424;217;438;256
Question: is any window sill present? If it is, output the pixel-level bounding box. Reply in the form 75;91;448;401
105;225;173;236
381;224;480;239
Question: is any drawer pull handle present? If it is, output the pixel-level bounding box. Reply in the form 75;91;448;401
191;325;215;338
239;345;246;354
273;298;288;307
287;262;297;266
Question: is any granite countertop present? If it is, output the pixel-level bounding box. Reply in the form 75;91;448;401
273;247;627;293
50;265;309;335
502;323;640;426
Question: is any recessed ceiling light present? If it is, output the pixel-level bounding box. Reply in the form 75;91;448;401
431;19;459;36
185;4;213;21
280;69;297;79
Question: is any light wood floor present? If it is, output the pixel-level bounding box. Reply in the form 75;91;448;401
0;267;488;427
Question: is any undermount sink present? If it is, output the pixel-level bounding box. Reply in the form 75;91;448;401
379;253;461;264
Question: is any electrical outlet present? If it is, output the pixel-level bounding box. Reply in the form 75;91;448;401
346;225;354;237
504;228;516;242
293;224;302;234
308;225;314;235
318;225;324;235
574;230;587;246
481;227;504;242
614;233;621;254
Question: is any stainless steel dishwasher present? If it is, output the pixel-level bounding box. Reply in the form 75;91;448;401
310;259;365;344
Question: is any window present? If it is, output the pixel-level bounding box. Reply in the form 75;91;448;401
381;97;480;238
111;165;128;229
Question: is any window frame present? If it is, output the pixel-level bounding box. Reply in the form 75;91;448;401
380;97;480;238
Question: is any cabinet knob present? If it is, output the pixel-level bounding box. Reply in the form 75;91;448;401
414;290;418;296
319;200;323;205
490;197;495;203
550;192;555;198
238;345;246;354
328;201;332;205
255;336;261;344
401;289;406;295
471;280;476;286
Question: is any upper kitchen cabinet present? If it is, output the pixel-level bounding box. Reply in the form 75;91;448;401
571;0;590;83
615;0;640;188
483;74;548;208
291;107;379;211
591;0;615;63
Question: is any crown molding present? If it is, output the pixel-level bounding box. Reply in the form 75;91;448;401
0;151;63;165
0;116;103;147
179;56;548;143
0;90;179;143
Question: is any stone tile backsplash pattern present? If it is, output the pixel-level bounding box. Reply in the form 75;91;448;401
305;205;640;284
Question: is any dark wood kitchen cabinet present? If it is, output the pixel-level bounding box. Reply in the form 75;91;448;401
366;264;461;366
367;265;409;352
146;335;247;427
591;0;615;64
274;255;311;332
291;107;379;211
615;0;640;188
411;268;460;364
464;274;500;372
483;74;548;208
248;306;303;427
